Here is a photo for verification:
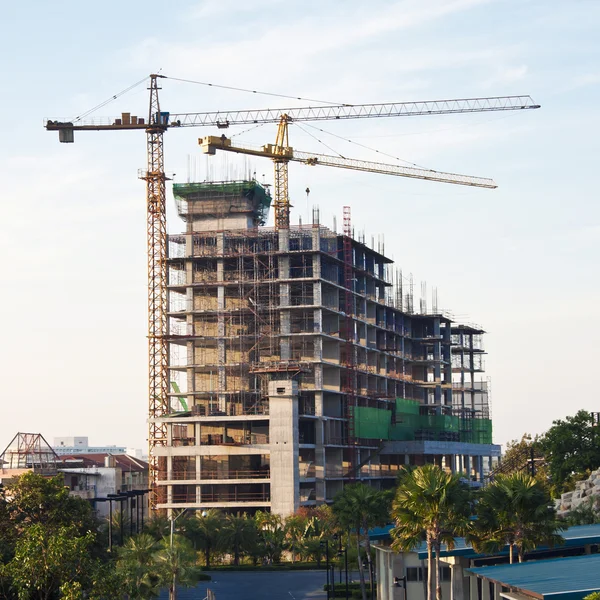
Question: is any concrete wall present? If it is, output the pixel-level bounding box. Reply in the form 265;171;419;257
269;380;300;517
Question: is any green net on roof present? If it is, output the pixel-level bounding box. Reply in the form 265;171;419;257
173;180;272;225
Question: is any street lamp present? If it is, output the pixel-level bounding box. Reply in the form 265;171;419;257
337;534;349;600
169;508;206;600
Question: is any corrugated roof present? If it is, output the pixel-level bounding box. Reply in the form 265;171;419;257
466;553;600;600
59;454;148;472
371;523;600;560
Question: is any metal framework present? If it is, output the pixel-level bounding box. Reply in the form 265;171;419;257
200;135;498;189
0;432;58;474
140;75;169;507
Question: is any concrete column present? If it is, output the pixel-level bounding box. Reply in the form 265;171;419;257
450;560;466;600
478;456;484;483
464;455;471;479
269;380;300;517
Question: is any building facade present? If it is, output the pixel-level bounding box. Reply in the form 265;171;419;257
152;181;499;516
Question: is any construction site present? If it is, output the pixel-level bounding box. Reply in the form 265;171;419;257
152;180;498;515
45;76;540;514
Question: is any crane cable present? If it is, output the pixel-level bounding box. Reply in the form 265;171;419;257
297;121;432;171
72;76;150;123
164;75;351;107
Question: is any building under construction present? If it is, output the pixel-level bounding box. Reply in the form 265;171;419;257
152;180;499;516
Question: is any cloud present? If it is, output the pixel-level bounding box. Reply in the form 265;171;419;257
481;65;528;89
127;0;497;98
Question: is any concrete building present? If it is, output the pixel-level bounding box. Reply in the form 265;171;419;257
52;436;128;456
152;180;500;516
59;453;149;521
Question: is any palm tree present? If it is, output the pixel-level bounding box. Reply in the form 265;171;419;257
143;513;171;541
187;509;222;568
390;465;472;600
254;511;285;564
333;483;391;600
154;534;200;600
284;514;308;563
115;533;162;600
221;513;257;565
469;472;564;564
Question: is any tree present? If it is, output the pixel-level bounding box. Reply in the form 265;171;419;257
143;513;171;541
540;410;600;493
3;524;97;600
333;483;391;600
470;472;564;564
221;514;257;565
254;511;285;564
284;514;308;564
499;434;549;481
6;473;97;535
189;509;222;568
391;466;472;600
115;533;162;599
155;535;200;600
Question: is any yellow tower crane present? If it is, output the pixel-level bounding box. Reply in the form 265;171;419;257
45;74;540;509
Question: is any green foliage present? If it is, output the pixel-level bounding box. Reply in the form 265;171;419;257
254;510;285;564
470;472;564;564
0;473;108;600
583;593;600;600
540;410;600;493
6;473;97;535
333;483;390;600
187;509;222;568
391;465;471;600
155;535;202;599
3;524;97;600
115;533;163;599
143;513;171;541
221;513;257;566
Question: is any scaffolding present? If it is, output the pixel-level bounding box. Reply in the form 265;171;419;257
158;180;496;507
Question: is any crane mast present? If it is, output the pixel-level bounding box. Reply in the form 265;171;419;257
140;75;169;506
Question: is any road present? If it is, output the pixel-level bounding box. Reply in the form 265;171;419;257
158;569;356;600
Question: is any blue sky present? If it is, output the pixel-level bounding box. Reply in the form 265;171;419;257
1;0;598;452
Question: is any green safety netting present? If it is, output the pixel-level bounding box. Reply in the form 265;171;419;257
352;406;392;439
173;180;272;225
353;399;493;444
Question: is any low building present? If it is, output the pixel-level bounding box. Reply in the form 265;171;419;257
375;523;600;600
59;453;150;522
467;554;600;600
53;436;127;456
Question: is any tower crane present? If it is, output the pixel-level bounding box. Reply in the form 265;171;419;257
46;74;540;509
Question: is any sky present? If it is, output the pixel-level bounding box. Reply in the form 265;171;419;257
0;0;598;454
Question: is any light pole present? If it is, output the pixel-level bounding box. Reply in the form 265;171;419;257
169;508;205;600
337;534;349;600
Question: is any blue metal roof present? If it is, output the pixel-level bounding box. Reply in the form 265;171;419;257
369;523;600;560
466;553;600;600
